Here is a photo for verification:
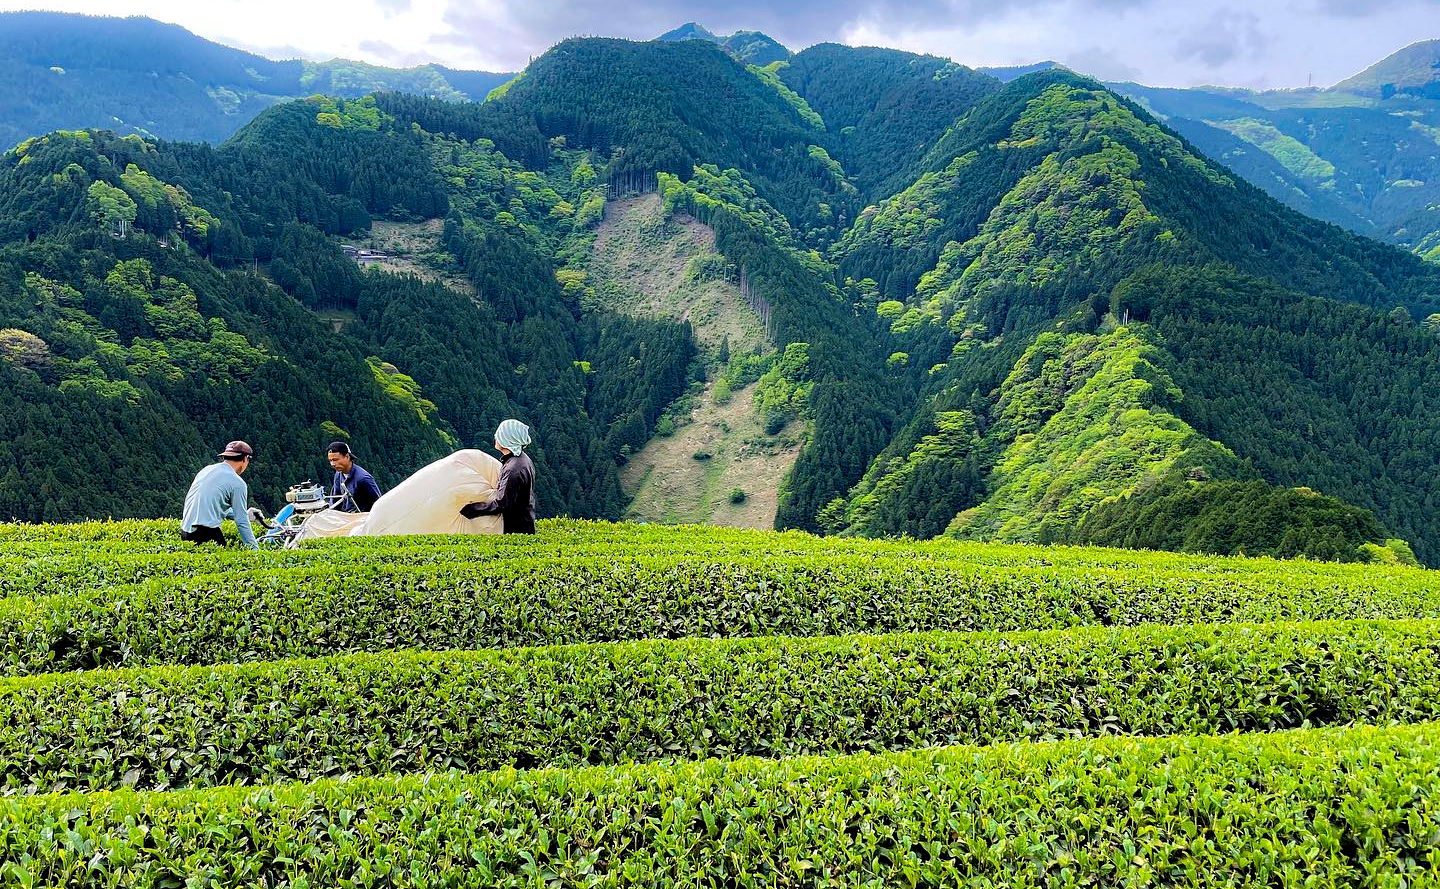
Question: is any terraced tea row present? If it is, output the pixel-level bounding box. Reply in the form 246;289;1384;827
5;517;1436;887
3;724;1434;886
6;555;1440;675
4;518;1429;601
1;620;1436;794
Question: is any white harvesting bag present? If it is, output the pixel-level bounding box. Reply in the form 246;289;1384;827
362;448;504;536
291;449;504;544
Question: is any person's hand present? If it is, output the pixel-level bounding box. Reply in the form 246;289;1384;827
460;502;485;519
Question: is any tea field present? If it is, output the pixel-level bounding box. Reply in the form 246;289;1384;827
0;519;1437;885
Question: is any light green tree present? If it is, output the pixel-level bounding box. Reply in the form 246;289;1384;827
86;181;137;239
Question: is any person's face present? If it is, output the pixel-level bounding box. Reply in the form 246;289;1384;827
495;439;511;457
235;456;251;475
328;451;352;473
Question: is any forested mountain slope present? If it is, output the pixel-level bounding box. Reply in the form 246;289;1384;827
0;12;511;149
805;68;1440;562
6;11;1438;259
775;44;999;199
3;36;1439;566
0;95;691;522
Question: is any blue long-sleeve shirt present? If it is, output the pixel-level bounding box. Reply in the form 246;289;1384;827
181;462;257;549
332;463;382;512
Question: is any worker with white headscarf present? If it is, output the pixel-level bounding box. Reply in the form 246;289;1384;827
460;418;537;534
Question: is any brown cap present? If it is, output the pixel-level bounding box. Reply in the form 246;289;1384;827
218;440;254;459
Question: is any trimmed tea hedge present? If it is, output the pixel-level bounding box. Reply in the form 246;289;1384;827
4;518;1431;600
4;554;1440;675
1;620;1437;793
1;724;1436;886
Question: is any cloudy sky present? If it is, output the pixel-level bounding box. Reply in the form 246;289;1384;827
2;0;1436;89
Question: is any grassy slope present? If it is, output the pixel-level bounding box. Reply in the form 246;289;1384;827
588;194;765;353
588;195;804;528
620;383;805;527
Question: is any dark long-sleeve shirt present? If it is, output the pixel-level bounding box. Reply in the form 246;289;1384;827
464;451;536;534
332;463;382;512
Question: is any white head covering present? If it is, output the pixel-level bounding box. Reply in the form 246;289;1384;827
495;418;531;453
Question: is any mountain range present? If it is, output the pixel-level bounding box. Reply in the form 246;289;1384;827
1108;41;1440;260
2;18;1440;566
2;13;1438;262
0;11;511;147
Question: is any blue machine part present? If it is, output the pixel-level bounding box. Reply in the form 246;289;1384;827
258;503;297;547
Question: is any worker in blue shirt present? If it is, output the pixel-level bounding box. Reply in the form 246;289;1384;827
181;440;258;549
327;441;382;512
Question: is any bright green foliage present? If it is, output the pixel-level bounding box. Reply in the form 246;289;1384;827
912;88;1178;325
924;143;1157;300
753;341;813;426
1208;117;1338;184
1358;542;1398;564
837;78;1205;319
4;515;1434;598
1386;538;1422;565
996;83;1223;185
835;152;977;268
805;145;851;194
84;179;135;237
2;619;1437;792
950;327;1244;543
1;724;1437;884
366;357;448;438
118;163;218;239
307;95;385;130
485;72;525;102
1076;480;1392;562
713;349;772;398
434;134;603;242
831;410;983;537
6;531;1440;676
747;62;824;130
1357;538;1423;567
659;166;808;252
18;260;272;403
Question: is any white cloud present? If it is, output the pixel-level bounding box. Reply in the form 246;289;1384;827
840;0;1439;89
0;0;517;69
